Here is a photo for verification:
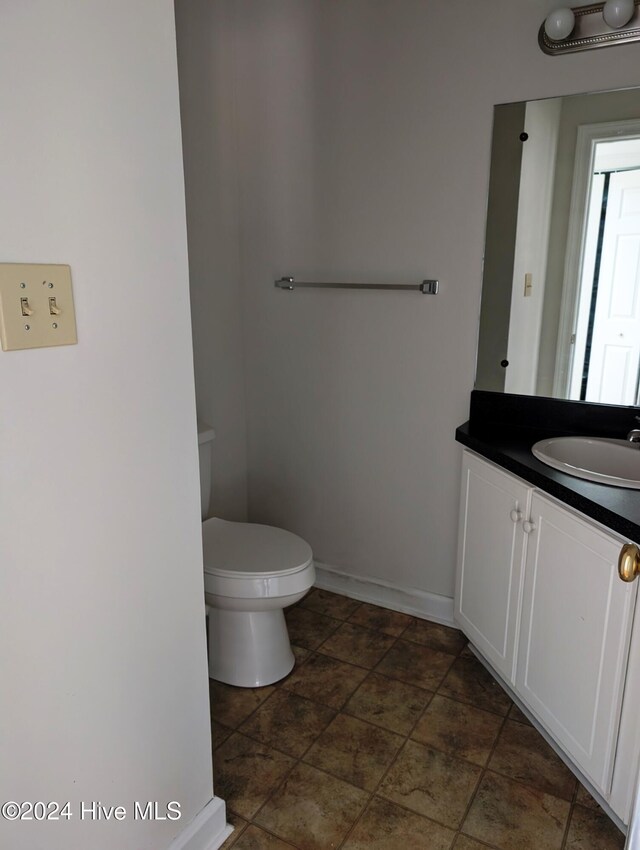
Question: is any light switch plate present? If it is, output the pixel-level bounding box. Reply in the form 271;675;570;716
524;272;533;297
0;263;78;351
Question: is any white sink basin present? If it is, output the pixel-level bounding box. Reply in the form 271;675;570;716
532;436;640;489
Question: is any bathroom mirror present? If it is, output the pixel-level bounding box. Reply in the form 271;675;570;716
475;86;640;406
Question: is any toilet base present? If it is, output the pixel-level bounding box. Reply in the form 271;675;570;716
207;606;295;687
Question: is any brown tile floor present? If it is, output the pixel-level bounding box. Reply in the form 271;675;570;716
211;589;626;850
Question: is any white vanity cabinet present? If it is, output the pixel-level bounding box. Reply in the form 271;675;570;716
455;452;530;683
455;449;639;821
515;491;636;794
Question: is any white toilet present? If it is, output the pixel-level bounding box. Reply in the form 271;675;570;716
198;422;315;687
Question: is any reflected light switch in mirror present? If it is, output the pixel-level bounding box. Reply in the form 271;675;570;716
0;263;78;351
524;273;533;297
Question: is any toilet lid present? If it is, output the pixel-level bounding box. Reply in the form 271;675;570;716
202;518;313;578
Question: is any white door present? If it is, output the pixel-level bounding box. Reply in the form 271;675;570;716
587;168;640;404
515;493;637;795
455;452;530;684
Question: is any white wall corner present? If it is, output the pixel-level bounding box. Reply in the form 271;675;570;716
168;797;232;850
314;562;455;627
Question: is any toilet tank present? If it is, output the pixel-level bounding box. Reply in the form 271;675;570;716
197;420;216;520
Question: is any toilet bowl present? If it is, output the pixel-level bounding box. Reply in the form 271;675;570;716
203;518;315;687
198;422;314;687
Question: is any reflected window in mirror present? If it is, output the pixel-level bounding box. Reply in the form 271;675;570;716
476;87;640;407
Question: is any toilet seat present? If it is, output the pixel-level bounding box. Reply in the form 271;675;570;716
202;518;314;599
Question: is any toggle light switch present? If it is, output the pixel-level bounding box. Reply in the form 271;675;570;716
0;264;77;351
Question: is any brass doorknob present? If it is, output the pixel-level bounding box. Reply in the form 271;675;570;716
619;543;640;582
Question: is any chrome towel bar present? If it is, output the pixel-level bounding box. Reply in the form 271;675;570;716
275;276;439;295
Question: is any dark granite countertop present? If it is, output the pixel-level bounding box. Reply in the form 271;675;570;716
457;391;640;543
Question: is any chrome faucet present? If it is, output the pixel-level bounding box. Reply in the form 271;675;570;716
627;416;640;445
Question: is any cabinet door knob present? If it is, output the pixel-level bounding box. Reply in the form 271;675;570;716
618;543;640;582
523;520;536;534
510;509;522;523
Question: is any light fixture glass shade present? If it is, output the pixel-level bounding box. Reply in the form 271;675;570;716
544;7;576;40
603;0;634;27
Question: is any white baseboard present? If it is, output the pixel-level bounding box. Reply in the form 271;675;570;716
168;796;232;850
313;562;455;627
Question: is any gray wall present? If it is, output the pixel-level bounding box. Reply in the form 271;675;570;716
176;0;248;521
1;3;216;848
177;0;640;600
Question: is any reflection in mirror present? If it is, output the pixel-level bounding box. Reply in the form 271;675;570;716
476;87;640;406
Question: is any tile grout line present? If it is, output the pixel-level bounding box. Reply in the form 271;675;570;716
334;639;468;850
314;628;401;673
448;701;512;850
340;676;436;737
559;780;581;850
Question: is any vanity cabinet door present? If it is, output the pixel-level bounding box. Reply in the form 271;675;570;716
515;492;637;795
455;451;531;684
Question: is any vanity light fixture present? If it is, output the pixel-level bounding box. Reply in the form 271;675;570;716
540;0;640;54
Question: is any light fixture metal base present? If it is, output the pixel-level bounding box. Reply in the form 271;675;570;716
539;0;640;54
